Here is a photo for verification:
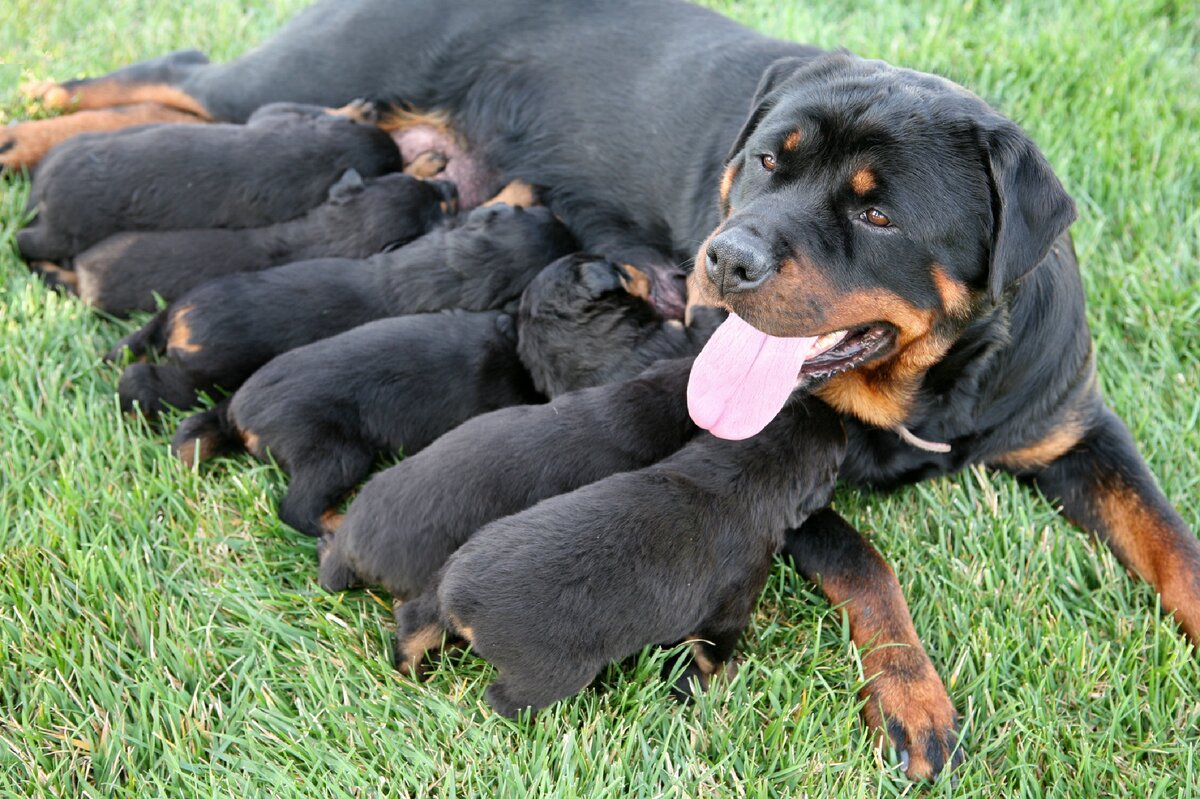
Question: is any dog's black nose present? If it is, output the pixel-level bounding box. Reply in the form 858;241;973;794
705;228;774;293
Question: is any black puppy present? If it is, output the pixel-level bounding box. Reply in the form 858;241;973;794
517;254;726;397
317;357;700;598
70;169;455;314
111;203;576;417
410;397;844;716
17;100;401;261
172;310;541;537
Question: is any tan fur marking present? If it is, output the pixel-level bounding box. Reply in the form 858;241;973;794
166;305;202;355
397;623;446;675
818;541;958;780
686;639;721;677
376;106;454;136
850;168;877;195
240;429;263;458
782;130;803;151
481;179;538;208
0;104;207;171
444;612;474;644
1094;484;1200;640
618;264;653;301
718;162;741;216
30;261;78;291
931;265;972;318
403;149;448;178
30;80;211;117
320;510;345;534
993;419;1086;471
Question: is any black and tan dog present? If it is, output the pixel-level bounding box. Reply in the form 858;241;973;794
68;169;455;314
110;202;575;417
405;397;844;717
8;0;1196;780
516;253;726;397
17;100;402;261
317;358;700;599
173;310;541;537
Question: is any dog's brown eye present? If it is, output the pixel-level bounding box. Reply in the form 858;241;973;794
760;154;777;172
862;208;891;227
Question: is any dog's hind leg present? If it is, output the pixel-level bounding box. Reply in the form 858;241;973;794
392;592;457;677
1016;405;1200;642
171;400;243;466
277;447;375;537
117;362;204;418
783;509;961;782
483;661;601;719
664;626;743;701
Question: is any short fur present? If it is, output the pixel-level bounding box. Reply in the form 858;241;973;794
173;310;541;537
109;204;575;416
429;397;845;716
18;101;402;260
72;170;455;314
317;357;699;598
516;253;726;397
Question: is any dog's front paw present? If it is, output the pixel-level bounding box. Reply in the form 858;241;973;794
18;80;72;110
330;98;381;125
861;656;962;781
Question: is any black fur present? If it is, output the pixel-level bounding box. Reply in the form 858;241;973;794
429;397;844;716
17;101;402;261
317;357;699;598
173;310;541;537
516;254;726;397
72;170;455;314
109;204;575;416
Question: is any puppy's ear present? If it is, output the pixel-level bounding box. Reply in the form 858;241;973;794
578;258;625;296
982;119;1076;300
327;168;366;203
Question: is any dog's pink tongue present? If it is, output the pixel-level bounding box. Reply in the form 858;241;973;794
688;312;817;440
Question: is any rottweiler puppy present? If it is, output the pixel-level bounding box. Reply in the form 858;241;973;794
317;357;699;598
516;253;726;397
110;203;575;417
407;397;844;717
71;170;455;314
172;310;541;537
17;100;402;261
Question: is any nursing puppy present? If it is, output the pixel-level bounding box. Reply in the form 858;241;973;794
317;357;699;598
17;100;402;261
71;170;456;314
411;397;845;716
172;310;541;537
517;253;726;397
110;203;575;417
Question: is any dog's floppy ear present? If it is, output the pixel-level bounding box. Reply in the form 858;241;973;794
327;168;366;204
725;56;809;163
982;119;1076;300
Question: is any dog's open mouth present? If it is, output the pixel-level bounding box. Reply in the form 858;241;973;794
687;314;895;440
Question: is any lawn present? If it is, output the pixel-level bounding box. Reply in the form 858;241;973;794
1;0;1197;796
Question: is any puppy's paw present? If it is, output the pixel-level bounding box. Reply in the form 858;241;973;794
403;149;448;179
27;261;78;294
861;657;962;781
330;98;381;125
484;680;534;719
19;80;72;110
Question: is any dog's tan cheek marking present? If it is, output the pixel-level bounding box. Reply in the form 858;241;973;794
1093;483;1200;640
618;264;654;301
481;179;538;208
931;264;972;318
850;168;877;195
166;305;203;355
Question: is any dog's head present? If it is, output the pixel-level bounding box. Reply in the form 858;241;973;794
690;53;1075;429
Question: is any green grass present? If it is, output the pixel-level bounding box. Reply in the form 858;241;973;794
1;0;1197;796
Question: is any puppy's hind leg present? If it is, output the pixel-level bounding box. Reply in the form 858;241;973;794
484;659;601;718
172;399;243;466
664;626;743;701
316;534;364;593
392;592;456;677
278;445;375;537
117;362;203;418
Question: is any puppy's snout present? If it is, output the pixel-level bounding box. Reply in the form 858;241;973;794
705;228;774;294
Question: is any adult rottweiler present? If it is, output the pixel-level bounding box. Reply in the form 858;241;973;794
6;0;1196;781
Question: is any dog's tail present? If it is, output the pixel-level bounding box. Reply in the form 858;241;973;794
171;399;243;466
117;362;200;417
105;309;169;362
